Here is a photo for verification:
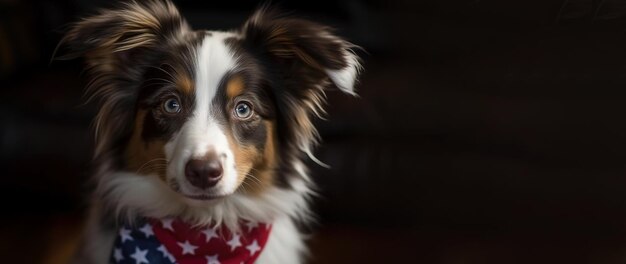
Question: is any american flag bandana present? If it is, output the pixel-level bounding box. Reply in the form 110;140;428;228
110;218;271;264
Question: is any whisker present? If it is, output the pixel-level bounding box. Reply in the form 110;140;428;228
244;173;263;188
135;158;169;174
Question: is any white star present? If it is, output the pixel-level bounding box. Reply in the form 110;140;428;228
206;254;221;264
226;234;242;251
177;240;198;255
120;227;133;243
157;245;176;263
246;240;261;255
201;226;218;242
129;247;149;264
139;223;154;237
244;221;258;232
161;218;175;231
113;248;124;262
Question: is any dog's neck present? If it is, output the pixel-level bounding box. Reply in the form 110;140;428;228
98;171;313;230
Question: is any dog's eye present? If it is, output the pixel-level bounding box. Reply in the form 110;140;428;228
234;101;253;120
163;98;181;114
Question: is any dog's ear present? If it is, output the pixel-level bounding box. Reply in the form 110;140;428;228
59;0;189;73
241;8;362;96
59;0;190;157
241;8;362;164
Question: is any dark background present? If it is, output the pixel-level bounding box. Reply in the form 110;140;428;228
2;0;626;263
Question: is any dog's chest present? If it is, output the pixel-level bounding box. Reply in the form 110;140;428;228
110;218;271;264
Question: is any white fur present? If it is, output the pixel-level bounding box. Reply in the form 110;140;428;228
165;31;240;197
256;216;307;264
97;169;312;231
325;51;362;95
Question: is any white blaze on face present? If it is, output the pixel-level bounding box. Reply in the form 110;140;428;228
164;31;239;197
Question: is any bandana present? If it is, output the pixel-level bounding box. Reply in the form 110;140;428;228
110;218;271;264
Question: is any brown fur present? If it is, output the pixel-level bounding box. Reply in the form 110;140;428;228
226;120;278;195
226;75;245;99
257;120;278;185
125;110;168;180
175;72;194;94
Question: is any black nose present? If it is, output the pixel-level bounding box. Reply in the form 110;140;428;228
184;157;223;189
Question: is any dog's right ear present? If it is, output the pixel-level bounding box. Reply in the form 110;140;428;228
58;0;190;157
59;0;189;73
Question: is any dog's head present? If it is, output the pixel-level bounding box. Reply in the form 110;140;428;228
62;1;360;204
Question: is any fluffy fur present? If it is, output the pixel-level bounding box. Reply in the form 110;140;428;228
60;1;361;263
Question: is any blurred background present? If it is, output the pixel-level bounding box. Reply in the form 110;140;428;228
3;0;626;263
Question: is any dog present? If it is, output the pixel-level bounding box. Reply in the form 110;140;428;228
60;0;361;263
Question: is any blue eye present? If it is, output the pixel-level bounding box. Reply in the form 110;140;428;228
163;98;181;114
234;101;253;119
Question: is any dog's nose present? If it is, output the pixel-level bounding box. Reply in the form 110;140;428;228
184;156;223;189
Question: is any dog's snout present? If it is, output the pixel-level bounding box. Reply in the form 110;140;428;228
184;154;223;189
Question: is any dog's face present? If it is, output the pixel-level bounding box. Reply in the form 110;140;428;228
125;31;278;201
62;1;360;203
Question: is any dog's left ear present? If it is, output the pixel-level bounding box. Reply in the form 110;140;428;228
240;8;362;164
241;8;362;95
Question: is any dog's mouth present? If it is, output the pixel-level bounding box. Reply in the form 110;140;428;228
182;194;225;201
168;179;229;201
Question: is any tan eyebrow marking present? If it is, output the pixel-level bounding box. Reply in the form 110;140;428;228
226;75;245;98
176;74;194;94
